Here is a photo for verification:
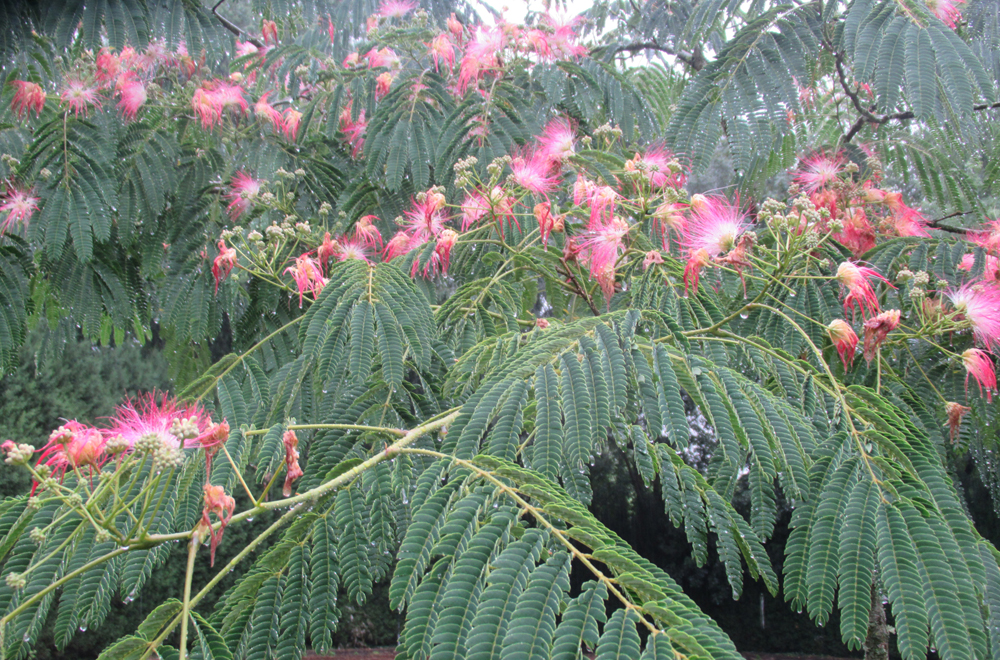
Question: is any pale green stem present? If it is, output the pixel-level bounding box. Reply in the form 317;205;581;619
177;534;199;660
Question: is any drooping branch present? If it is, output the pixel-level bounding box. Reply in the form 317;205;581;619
212;0;264;48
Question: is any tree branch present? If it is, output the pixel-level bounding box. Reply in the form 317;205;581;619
594;42;704;70
926;211;972;234
212;0;264;49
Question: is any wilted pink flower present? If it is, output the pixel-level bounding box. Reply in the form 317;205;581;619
225;172;261;221
261;19;278;44
862;309;900;362
213;240;238;292
837;261;891;319
962;348;996;401
375;72;393;100
945;401;970;442
283;108;302;141
534;201;556;248
681;195;750;258
448;13;464;43
927;0;965;27
828;319;859;370
60;76;101;117
427;34;457;73
794;150;845;194
116;80;146;120
683;248;710;295
435;229;458;275
201;484;235;565
282;430;303;496
383;231;411;261
536;318;549;329
511;148;560;195
109;392;212;451
643;250;664;270
355;215;384;249
318;232;339;270
947;283;1000;351
10;81;45;119
537;116;576;166
0;186;39;234
286;254;327;306
254;92;284;133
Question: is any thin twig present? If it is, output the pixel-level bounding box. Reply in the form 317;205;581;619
211;0;264;48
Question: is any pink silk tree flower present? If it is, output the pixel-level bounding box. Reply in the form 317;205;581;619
461;191;490;231
862;309;901;363
627;147;685;189
643;250;664;270
927;0;965;28
225;172;261;221
193;419;229;473
116;80;147;120
366;47;400;69
681;194;750;260
38;421;106;474
375;72;393;101
833;207;877;257
355;215;384;249
254;92;285;133
827;319;859;370
261;19;278;44
60;76;102;117
836;261;891;319
537;116;576;167
383;231;412;261
435;229;459;275
510;147;560;195
96;48;123;88
191;87;223;129
283;108;302;141
579;217;629;298
378;0;417;18
10;81;46;118
970;219;1000;254
212;239;238;292
962;348;996;402
108;392;213;451
587;185;619;230
318;232;340;270
458;26;504;93
534;201;556;248
653;202;687;250
336;237;372;262
957;252;1000;281
683;248;711;295
947;282;1000;351
448;13;464;43
427;33;457;73
286;254;328;306
793;150;846;194
0;186;40;234
890;204;930;237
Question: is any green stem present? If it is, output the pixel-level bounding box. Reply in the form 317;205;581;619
178;534;199;660
242;423;406;437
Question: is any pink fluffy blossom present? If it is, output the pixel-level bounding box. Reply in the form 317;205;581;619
458;26;504;92
427;33;457;72
116;80;147;120
366;47;400;69
970;219;1000;254
794;150;845;194
379;0;417;17
448;13;464;43
108;392;212;451
335;237;372;263
579;216;629;301
435;229;458;275
383;231;411;261
962;348;996;402
33;421;106;493
681;194;750;257
355;215;384;249
283;108;302;141
0;186;39;234
375;72;393;101
958;252;1000;281
537;116;576;166
192;88;223;129
255;92;285;133
510;147;560;195
890;204;930;237
947;282;1000;351
927;0;965;28
627;147;686;190
225;172;261;221
60;76;102;117
262;19;278;44
340;104;367;157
